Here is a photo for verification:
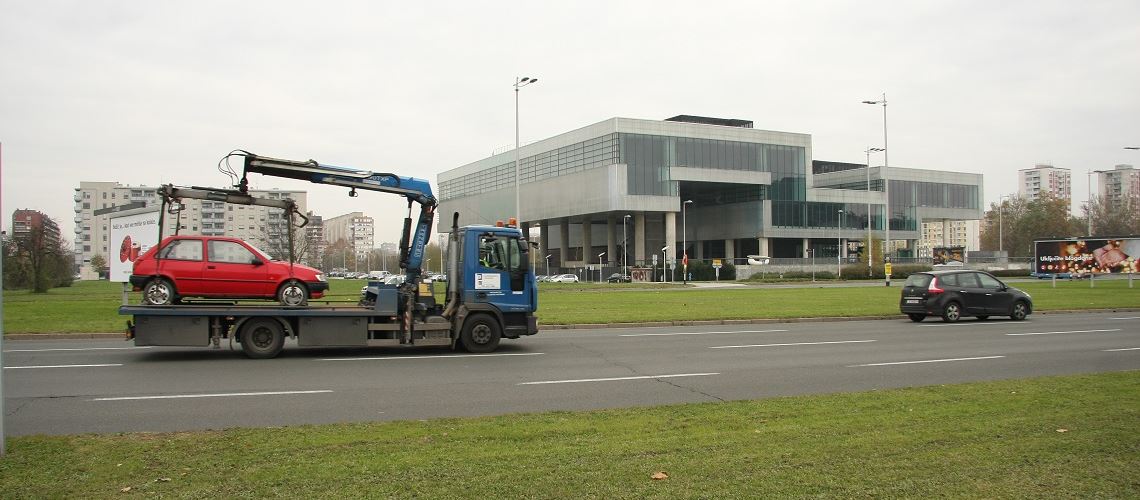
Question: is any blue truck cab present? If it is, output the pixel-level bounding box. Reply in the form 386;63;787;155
454;224;539;341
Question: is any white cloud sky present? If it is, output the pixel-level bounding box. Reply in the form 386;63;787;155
2;0;1138;245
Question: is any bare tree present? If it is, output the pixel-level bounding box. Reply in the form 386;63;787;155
1085;194;1140;237
981;193;1083;257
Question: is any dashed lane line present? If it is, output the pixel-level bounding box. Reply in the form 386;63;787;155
91;390;334;401
710;340;877;349
519;373;719;385
849;356;1005;367
621;329;788;337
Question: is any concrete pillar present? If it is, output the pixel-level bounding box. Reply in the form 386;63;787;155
803;238;810;258
840;238;846;259
539;220;549;266
696;240;704;260
606;215;617;266
758;237;770;256
665;212;677;278
942;220;950;247
725;239;735;263
635;212;646;266
581;218;592;267
559;219;570;269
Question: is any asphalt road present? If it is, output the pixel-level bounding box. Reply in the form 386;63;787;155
3;311;1138;436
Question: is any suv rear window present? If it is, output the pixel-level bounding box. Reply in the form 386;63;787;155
904;274;932;287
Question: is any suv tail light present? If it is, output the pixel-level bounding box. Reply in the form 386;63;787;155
927;277;945;295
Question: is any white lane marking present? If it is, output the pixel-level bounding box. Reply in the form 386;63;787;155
4;346;153;353
621;329;788;337
321;352;544;362
91;390;333;401
5;364;122;370
1006;329;1121;336
519;373;719;385
1103;347;1140;352
849;356;1005;367
710;340;877;349
1110;317;1140;320
919;322;1007;328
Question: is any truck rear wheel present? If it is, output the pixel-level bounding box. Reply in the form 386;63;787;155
460;314;501;353
240;318;285;359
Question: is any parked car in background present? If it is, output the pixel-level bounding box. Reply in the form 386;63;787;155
549;273;580;283
130;235;327;306
899;270;1032;323
607;273;632;283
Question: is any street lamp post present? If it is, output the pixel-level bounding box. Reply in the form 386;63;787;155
622;214;631;278
863;94;889;260
545;254;552;277
597;252;606;282
865;147;884;277
1087;169;1110;236
661;246;669;282
998;194;1010;255
514;76;538;226
682;200;692;284
837;209;844;279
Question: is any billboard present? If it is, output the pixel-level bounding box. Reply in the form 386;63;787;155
932;246;966;266
108;208;161;283
1035;238;1140;276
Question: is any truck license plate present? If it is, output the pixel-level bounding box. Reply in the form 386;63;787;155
906;299;920;304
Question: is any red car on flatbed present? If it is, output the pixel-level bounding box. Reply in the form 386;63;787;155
129;235;327;306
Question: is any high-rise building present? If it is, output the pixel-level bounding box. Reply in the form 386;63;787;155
11;209;61;249
1097;164;1139;205
919;220;980;257
1018;164;1071;201
72;182;307;275
303;212;325;268
323;212;374;264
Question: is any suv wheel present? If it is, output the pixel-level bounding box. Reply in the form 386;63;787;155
1010;301;1029;321
941;302;962;323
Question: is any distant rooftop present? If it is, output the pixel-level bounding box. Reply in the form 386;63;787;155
664;115;753;128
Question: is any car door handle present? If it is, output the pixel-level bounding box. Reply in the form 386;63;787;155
206;265;216;270
476;292;487;299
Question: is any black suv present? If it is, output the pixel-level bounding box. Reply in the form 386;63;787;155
900;270;1032;322
607;273;632;283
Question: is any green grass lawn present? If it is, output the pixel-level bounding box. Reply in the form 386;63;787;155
2;278;1138;333
1;371;1136;498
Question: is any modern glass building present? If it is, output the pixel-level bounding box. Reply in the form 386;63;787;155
438;116;983;269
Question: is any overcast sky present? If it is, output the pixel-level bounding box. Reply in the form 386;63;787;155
2;1;1138;245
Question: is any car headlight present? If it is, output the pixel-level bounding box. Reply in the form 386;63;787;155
316;274;326;282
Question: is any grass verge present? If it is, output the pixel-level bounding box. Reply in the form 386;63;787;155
3;279;1138;333
1;371;1137;497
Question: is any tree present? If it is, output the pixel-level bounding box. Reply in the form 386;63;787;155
262;223;311;264
322;238;357;271
980;193;1084;257
6;216;73;292
1085;194;1140;237
89;253;108;278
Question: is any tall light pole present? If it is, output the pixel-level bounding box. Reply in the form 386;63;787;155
597;251;606;282
622;214;631;277
682;199;692;284
514;76;538;225
863;94;889;260
545;254;552;277
661;245;669;282
1087;169;1109;236
837;209;844;278
865;147;885;276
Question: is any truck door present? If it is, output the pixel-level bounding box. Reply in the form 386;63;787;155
468;233;532;312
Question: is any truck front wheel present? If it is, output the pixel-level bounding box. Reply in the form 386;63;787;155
240;318;285;359
460;314;501;353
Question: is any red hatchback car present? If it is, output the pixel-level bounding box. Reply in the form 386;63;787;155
129;235;328;306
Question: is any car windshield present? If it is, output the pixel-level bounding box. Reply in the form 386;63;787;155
904;274;932;287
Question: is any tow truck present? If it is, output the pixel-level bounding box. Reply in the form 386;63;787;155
120;151;539;358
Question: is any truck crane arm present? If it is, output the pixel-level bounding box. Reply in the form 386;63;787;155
232;151;437;284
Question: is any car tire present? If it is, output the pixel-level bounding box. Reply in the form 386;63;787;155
460;314;501;353
1010;301;1029;321
142;278;179;305
240;318;285;359
907;313;926;322
941;301;962;323
277;280;308;307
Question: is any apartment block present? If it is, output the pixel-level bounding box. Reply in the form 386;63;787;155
1018;164;1071;201
323;212;374;259
1097;164;1139;205
918;219;980;257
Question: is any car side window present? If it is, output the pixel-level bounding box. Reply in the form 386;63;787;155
158;240;203;261
977;273;1003;289
208;241;256;264
956;273;980;288
940;274;959;286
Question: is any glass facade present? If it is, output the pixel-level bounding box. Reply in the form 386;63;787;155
771;201;882;230
887;180;979;231
439;134;620;199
